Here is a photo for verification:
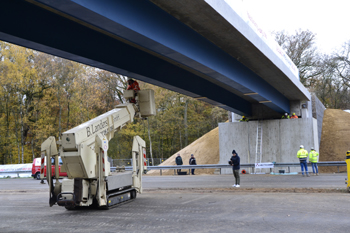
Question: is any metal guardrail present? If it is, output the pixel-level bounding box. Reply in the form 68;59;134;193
1;161;345;177
0;170;33;178
0;164;32;178
112;161;347;175
0;170;32;174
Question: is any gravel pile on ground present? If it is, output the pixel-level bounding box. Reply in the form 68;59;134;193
147;126;220;175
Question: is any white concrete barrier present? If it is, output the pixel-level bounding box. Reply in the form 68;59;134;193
0;164;32;178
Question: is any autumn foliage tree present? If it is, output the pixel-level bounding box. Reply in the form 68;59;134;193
0;42;228;164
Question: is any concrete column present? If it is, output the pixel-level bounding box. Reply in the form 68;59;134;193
290;101;301;116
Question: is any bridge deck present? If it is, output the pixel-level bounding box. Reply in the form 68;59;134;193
0;0;310;116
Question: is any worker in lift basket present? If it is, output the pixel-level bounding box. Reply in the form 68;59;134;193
126;78;140;103
297;145;309;177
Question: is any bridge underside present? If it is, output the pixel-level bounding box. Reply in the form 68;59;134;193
0;0;310;117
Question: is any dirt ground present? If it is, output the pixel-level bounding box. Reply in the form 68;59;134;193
2;181;350;233
145;187;348;194
319;109;350;173
147;126;220;175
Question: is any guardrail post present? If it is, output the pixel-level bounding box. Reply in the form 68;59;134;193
220;168;221;175
160;169;162;176
174;169;176;176
337;166;339;173
288;166;290;173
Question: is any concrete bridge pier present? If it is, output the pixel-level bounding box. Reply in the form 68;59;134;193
220;95;325;174
219;118;318;174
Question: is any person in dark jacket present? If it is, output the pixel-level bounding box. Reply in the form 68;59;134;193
230;150;240;187
175;154;183;174
189;154;197;175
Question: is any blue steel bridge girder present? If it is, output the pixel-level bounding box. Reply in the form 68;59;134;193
0;0;291;115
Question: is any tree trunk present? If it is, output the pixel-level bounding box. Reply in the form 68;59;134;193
4;94;10;164
161;137;163;160
19;95;25;164
67;96;70;131
179;129;182;149
57;92;62;139
21;123;24;164
12;109;20;164
31;137;35;161
16;140;20;164
147;118;153;162
184;99;188;147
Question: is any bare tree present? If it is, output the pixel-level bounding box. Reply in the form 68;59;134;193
314;44;350;109
334;41;350;87
274;29;322;86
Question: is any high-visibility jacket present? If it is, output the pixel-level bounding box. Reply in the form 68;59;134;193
281;115;290;119
290;115;298;119
239;117;249;122
297;149;308;160
309;150;319;163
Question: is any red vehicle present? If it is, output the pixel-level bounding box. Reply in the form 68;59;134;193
31;157;67;180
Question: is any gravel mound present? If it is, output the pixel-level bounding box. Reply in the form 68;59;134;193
147;127;219;175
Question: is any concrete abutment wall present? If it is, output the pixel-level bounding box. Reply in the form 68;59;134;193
219;118;318;174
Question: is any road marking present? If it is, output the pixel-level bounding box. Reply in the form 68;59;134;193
181;195;207;205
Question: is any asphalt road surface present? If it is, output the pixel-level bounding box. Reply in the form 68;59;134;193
0;174;349;233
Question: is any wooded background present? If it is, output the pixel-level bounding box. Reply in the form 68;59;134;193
0;41;227;164
1;29;350;164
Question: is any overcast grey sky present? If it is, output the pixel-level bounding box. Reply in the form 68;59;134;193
240;0;350;54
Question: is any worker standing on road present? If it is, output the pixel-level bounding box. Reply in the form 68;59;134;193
239;116;249;122
175;154;183;175
297;145;309;177
189;154;197;175
126;78;140;103
309;147;319;176
230;150;240;187
281;113;290;119
290;113;298;119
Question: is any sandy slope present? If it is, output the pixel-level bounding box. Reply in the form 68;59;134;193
147;127;220;175
319;109;350;173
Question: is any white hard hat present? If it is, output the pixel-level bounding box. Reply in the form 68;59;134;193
300;145;304;148
311;147;314;150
